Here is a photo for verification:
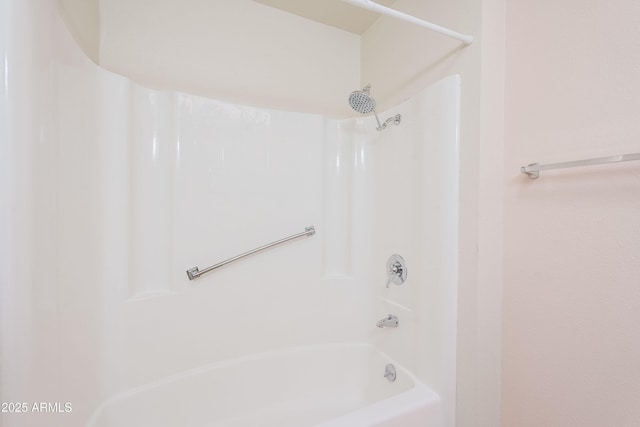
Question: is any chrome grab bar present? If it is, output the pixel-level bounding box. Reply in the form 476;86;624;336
186;226;316;280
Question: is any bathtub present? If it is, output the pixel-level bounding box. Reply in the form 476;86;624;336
87;343;443;427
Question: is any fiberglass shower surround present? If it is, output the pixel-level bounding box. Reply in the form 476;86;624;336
1;1;464;427
78;75;461;427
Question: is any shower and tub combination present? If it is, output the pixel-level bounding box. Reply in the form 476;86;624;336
0;1;461;427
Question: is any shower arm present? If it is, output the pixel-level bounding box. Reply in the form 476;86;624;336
372;110;383;129
372;110;402;131
340;0;473;46
378;114;402;131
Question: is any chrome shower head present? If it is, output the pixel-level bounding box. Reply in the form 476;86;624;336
347;84;401;132
348;85;376;114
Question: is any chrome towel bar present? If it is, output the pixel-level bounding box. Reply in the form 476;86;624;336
186;226;316;280
521;153;640;179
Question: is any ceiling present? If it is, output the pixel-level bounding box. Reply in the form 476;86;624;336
254;0;397;35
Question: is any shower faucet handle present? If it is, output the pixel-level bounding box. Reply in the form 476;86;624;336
385;263;402;287
389;262;402;275
385;254;407;287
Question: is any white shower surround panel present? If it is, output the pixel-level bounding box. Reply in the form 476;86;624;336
0;1;459;426
349;74;460;427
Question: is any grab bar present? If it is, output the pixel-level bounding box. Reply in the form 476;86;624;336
521;152;640;179
186;226;316;280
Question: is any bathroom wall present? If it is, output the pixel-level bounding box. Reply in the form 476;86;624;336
361;1;504;427
56;0;100;63
98;0;361;116
502;0;640;426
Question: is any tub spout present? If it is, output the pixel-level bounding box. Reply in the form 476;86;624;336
376;314;399;328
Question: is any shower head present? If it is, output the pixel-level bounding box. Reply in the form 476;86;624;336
348;85;376;114
347;84;401;131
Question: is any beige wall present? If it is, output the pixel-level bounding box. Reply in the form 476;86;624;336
502;0;640;426
362;1;504;427
98;0;360;116
56;0;100;63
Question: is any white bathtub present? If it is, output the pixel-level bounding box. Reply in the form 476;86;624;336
87;343;443;427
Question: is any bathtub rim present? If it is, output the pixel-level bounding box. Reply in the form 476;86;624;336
85;342;439;427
